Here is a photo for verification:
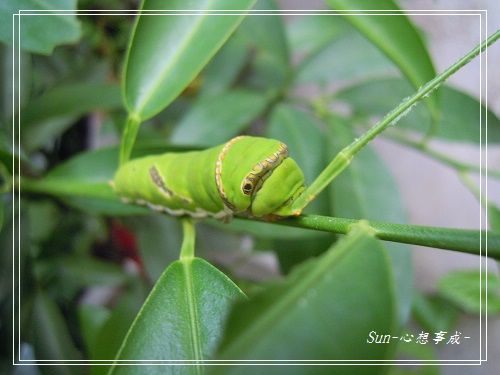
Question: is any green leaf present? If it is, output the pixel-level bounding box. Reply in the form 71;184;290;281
239;0;289;67
170;89;269;147
296;31;398;86
109;258;245;373
325;0;437;117
212;216;329;240
23;175;147;216
21;145;186;216
22;83;121;126
220;0;290;94
412;293;459;333
268;104;334;272
489;204;500;232
0;200;13;304
0;46;11;120
387;339;438;375
32;291;81;364
22;141;215;215
327;118;413;325
2;46;32;125
337;78;500;143
45;143;193;182
47;145;118;181
200;34;249;97
268;104;326;186
0;156;11;197
21;83;121;151
437;270;500;314
271;234;335;276
123;0;256;121
0;123;29;176
91;281;148;375
0;197;3;231
56;255;127;288
27;200;60;242
0;156;12;192
78;304;111;358
0;0;81;55
215;223;396;368
286;14;347;57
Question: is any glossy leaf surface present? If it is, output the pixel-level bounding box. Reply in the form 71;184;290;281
171;89;268;146
325;0;437;116
239;0;289;67
327;119;413;324
21;143;194;215
110;258;245;374
296;32;398;86
32;291;81;372
216;223;396;372
123;0;256;121
0;0;81;54
438;270;500;314
268;104;334;272
21;82;121;151
287;14;347;57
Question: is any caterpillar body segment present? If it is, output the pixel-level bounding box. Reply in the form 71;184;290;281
113;136;305;220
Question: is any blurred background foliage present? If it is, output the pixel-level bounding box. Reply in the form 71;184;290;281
1;0;499;374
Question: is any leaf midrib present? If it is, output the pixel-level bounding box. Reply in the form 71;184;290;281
182;258;203;374
130;0;214;117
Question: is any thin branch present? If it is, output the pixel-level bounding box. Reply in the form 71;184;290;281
20;178;500;260
384;129;500;179
291;29;500;213
180;218;196;260
119;114;142;165
262;214;500;260
458;171;487;207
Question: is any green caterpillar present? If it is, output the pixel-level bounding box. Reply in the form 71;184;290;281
113;136;305;220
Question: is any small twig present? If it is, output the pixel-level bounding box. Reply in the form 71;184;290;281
261;214;500;260
291;29;500;213
179;218;196;260
384;129;500;179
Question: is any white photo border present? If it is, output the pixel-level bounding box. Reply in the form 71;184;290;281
11;8;489;367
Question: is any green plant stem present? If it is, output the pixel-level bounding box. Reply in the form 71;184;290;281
20;175;499;259
264;214;500;260
385;129;500;179
119;114;141;165
291;29;500;213
458;171;487;207
180;218;196;260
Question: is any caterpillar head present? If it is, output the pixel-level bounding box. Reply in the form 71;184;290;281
249;157;305;217
216;136;305;218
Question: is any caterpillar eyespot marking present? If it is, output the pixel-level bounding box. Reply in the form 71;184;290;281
113;136;305;220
